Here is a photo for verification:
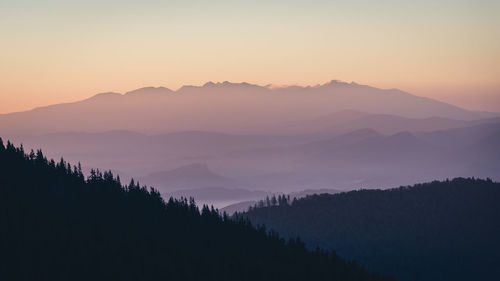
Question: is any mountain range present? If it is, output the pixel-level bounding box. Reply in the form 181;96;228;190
2;80;499;208
1;81;497;135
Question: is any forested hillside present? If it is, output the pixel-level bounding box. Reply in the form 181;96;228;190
244;178;500;281
0;138;390;281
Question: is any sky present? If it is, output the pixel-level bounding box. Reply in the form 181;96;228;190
0;0;499;114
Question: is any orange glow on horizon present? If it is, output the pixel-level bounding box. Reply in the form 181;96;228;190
1;0;499;114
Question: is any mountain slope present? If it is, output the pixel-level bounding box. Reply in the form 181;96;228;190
0;139;391;281
243;178;500;281
229;123;500;189
287;112;494;135
0;80;494;135
8;120;499;194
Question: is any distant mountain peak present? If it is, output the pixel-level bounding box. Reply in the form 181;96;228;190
125;86;173;96
323;80;352;87
1;79;494;136
201;81;262;89
87;92;122;100
203;81;216;87
327;79;344;84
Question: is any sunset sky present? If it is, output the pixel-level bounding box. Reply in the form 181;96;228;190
1;0;499;114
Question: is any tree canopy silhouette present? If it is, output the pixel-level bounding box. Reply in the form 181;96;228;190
0;138;391;281
243;177;500;281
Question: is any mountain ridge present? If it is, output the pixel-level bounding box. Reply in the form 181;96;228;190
1;80;496;118
243;178;500;281
1;80;496;136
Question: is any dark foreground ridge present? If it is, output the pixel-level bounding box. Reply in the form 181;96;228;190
0;139;391;281
243;177;500;281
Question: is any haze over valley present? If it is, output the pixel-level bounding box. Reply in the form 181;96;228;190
2;1;500;280
3;81;499;208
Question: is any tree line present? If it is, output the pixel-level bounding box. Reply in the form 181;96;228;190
0;138;392;281
243;177;500;281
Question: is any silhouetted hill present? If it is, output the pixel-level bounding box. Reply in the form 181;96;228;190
0;139;391;281
417;122;500;149
7;120;500;195
287;188;342;199
167;187;270;209
0;80;495;135
282;110;497;135
231;123;500;189
243;178;500;281
220;200;258;215
299;128;383;154
221;188;341;215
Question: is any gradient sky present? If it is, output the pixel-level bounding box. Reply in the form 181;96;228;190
1;0;499;114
